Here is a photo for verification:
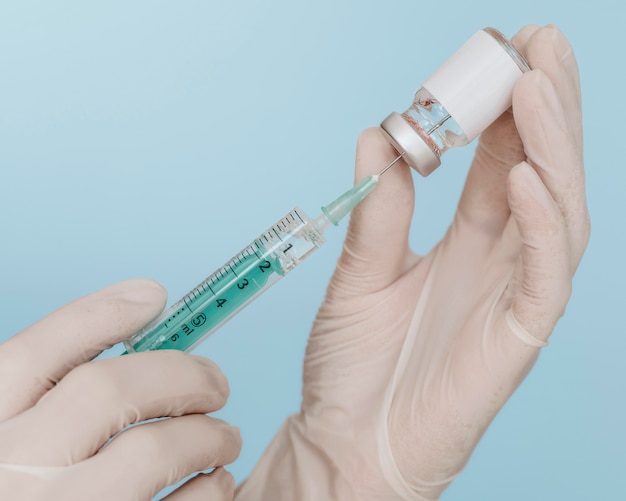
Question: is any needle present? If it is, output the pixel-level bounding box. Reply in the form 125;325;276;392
377;154;403;176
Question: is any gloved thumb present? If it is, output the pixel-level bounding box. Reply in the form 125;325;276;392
505;161;571;346
327;127;416;298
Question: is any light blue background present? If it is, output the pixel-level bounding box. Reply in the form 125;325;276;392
1;1;623;499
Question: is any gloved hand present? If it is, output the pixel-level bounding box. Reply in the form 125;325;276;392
0;279;241;501
236;24;589;500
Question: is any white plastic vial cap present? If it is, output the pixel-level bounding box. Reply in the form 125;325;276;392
423;28;530;142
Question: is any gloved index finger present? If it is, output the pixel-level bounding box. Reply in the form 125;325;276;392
0;279;166;422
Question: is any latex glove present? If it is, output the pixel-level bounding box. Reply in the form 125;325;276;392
236;25;589;500
0;279;241;501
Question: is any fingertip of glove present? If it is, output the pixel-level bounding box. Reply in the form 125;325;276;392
511;24;540;52
110;279;167;308
356;127;388;149
526;24;573;66
508;161;554;209
515;67;550;94
355;127;399;177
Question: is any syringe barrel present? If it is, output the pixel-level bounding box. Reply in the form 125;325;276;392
380;27;530;176
124;207;326;353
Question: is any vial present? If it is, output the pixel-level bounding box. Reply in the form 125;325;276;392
380;27;531;176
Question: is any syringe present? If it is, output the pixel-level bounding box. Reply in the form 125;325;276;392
125;26;529;354
123;158;401;353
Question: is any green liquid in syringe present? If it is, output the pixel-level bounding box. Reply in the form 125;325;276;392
124;207;325;353
132;251;283;353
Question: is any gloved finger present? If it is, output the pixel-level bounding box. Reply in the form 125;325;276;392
0;279;166;422
524;25;582;147
0;351;229;466
161;468;235;501
85;415;241;501
329;127;416;298
513;69;589;269
518;26;588;268
510;23;540;47
504;161;571;344
456;25;539;236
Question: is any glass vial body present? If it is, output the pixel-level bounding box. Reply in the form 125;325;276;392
380;27;530;176
401;87;468;157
